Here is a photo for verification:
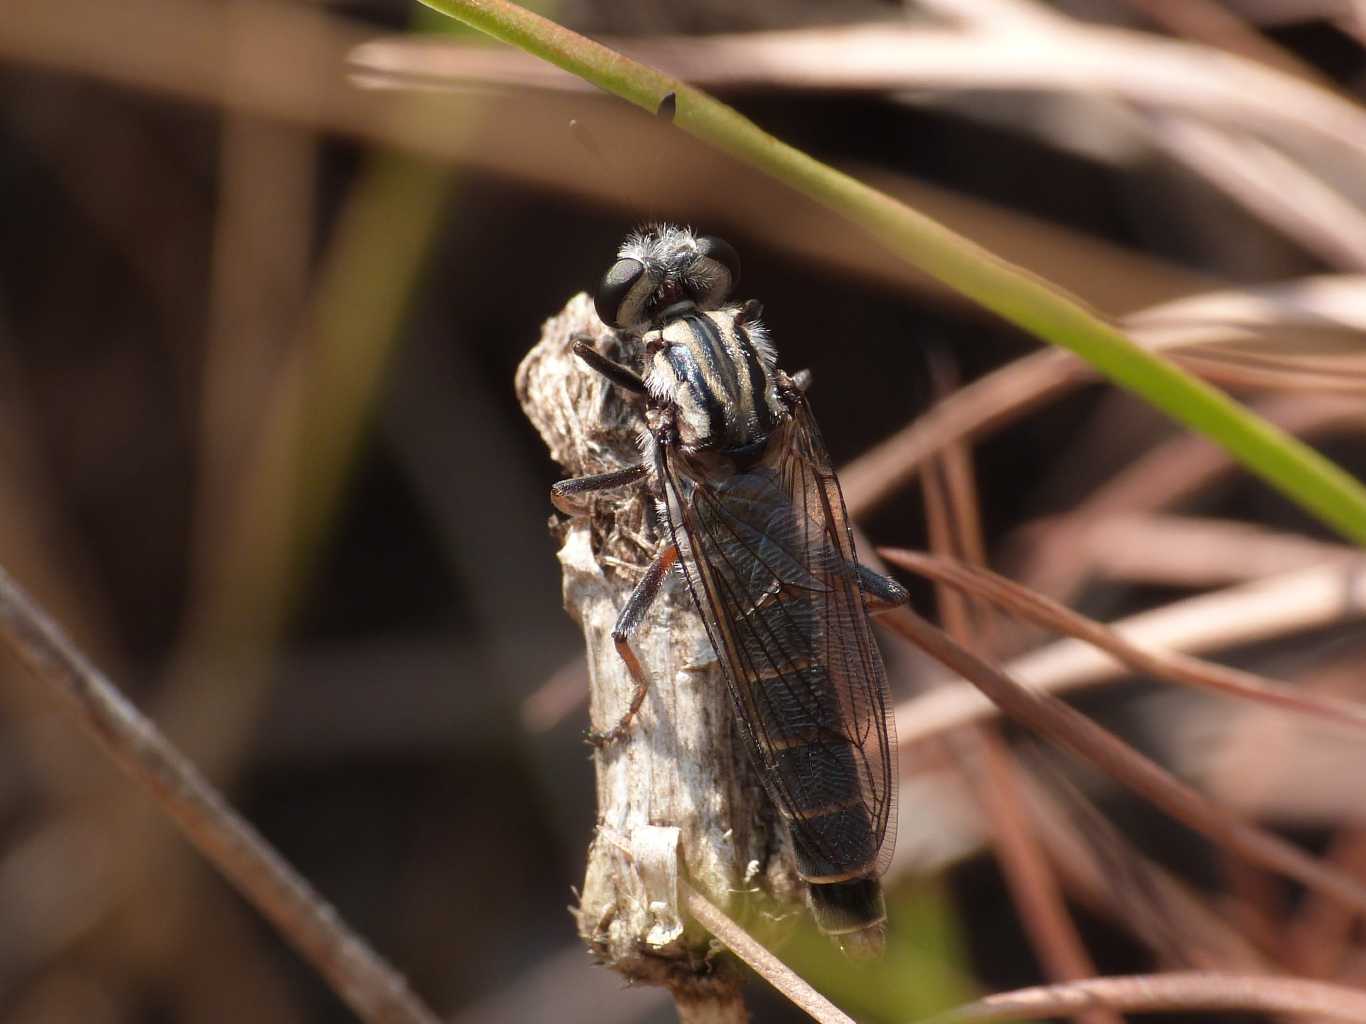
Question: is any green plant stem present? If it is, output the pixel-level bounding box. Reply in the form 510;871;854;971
417;0;1366;545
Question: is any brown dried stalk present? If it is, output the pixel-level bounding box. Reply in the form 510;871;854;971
921;449;1114;1024
1284;828;1366;977
1119;0;1333;85
680;881;854;1024
881;549;1366;734
928;0;1366;270
515;294;796;1015
844;278;1366;521
1012;392;1366;601
878;605;1366;918
930;971;1366;1023
1172;351;1366;393
517;313;1359;767
0;566;439;1024
350;23;1366;157
1017;768;1269;971
3;0;1205;321
1059;514;1354;588
895;558;1366;746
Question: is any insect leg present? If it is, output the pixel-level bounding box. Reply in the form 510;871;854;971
551;463;648;515
855;563;909;615
572;337;647;396
587;543;680;746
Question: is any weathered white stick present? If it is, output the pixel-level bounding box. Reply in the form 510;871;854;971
515;294;799;1006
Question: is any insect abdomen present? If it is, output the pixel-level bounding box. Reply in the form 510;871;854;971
807;878;886;954
778;725;887;951
738;595;887;949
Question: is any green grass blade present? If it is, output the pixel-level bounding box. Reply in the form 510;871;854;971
417;0;1366;544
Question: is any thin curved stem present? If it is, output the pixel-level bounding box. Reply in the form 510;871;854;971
930;972;1366;1023
680;880;855;1024
417;0;1366;545
0;566;439;1024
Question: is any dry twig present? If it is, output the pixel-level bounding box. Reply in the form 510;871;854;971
844;276;1366;520
880;606;1366;918
1056;514;1355;588
930;971;1366;1023
0;566;439;1024
894;558;1366;746
882;549;1366;734
1017;770;1269;971
351;23;1366;157
680;881;854;1024
516;295;790;1016
921;448;1114;1024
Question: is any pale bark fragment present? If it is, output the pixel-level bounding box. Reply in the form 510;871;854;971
515;293;799;1000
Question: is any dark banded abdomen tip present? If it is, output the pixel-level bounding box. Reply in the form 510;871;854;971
808;876;886;959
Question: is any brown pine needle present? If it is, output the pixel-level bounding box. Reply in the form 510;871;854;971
679;880;855;1024
878;605;1366;921
929;972;1366;1023
922;436;1113;1024
879;548;1366;734
895;560;1366;749
0;566;439;1024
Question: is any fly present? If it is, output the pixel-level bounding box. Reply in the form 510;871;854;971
551;225;906;956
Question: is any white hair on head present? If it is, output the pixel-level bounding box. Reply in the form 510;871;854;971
618;223;700;265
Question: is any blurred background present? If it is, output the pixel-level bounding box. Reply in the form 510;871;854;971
3;0;1366;1020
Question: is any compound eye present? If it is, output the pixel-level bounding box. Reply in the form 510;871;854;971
691;235;741;308
594;258;653;329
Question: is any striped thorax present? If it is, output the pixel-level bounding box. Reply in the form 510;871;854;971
595;225;785;456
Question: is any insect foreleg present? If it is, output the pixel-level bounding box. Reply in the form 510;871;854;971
855;563;909;615
587;543;680;747
572;337;647;396
551;464;649;515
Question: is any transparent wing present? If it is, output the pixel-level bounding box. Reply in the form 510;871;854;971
660;397;898;879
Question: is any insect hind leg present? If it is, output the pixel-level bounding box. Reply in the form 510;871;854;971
855;563;909;615
551;463;648;515
587;543;680;747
